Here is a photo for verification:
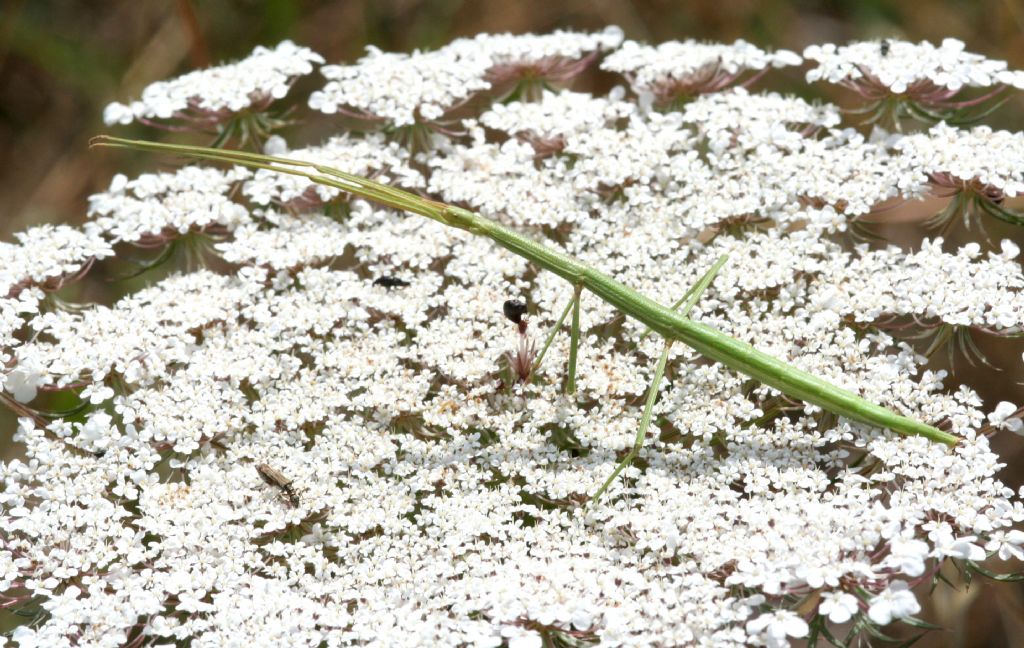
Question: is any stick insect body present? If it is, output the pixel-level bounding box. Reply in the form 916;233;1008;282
92;136;959;501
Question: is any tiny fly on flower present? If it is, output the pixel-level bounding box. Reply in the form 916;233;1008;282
880;40;890;57
373;276;410;288
256;463;300;507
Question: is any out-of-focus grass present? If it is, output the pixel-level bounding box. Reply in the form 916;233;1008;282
0;2;1022;645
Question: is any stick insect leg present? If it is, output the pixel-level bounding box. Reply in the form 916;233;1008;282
566;283;583;395
637;254;729;344
531;294;576;375
589;255;729;504
590;340;673;504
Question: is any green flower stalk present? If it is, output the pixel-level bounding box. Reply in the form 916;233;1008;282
91;135;960;448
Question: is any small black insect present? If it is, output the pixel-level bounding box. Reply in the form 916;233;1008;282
503;299;528;324
256;463;300;507
880;39;890;57
373;276;411;288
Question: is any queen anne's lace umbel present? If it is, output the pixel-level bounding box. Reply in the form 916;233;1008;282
86;165;252;243
309;29;623;127
601;38;802;104
895;122;1024;198
804;38;1024;93
4;31;1024;648
242;134;423;210
103;41;324;126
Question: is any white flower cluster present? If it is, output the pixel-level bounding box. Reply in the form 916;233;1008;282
0;225;113;298
309;45;493;126
815;238;1023;331
477;90;635;143
87;165;251;243
216;211;352;270
0;226;114;397
8;270;259;399
895;122;1024;197
428;134;585;228
4;31;1024;648
243;133;423;210
448;26;623;66
804;38;1024;93
104;41;324;126
601;39;801;102
309;29;621;126
442;93;905;239
682;88;841;154
775;128;916;216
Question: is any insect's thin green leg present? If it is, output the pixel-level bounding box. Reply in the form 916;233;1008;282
590;256;727;504
676;254;728;317
532;295;575;374
566;284;583;395
590;339;674;504
637;254;729;344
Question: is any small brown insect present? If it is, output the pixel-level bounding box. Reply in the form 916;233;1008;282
256;463;300;507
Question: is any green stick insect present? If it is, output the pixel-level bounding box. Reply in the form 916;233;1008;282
92;136;959;504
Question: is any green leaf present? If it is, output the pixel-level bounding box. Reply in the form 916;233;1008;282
966;560;1024;582
891;632;927;648
900;616;945;630
862;620;902;642
979;197;1024;226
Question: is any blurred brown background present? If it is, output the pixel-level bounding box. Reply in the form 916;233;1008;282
0;1;1023;646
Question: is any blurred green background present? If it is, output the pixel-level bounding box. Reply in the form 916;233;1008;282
1;1;1023;646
